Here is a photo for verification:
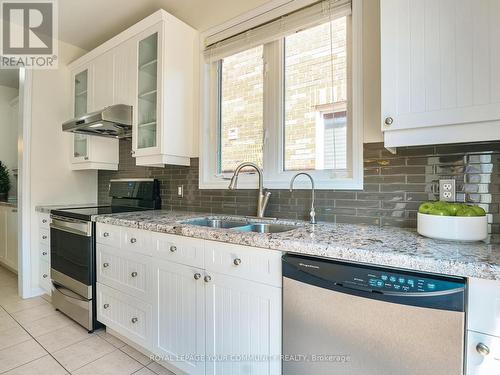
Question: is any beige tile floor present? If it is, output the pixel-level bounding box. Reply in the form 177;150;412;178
0;266;176;375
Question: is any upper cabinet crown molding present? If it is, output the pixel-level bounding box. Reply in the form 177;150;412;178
381;0;500;147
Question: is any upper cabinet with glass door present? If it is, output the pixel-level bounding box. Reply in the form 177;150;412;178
69;53;119;171
132;16;197;167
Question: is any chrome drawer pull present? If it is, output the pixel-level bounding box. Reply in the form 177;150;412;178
131;272;138;278
131;317;138;324
103;232;110;237
476;343;490;356
103;263;109;268
103;304;110;309
194;273;201;280
130;237;137;244
204;275;211;283
233;258;242;266
170;245;177;252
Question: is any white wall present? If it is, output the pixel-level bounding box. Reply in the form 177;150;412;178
28;40;97;293
363;0;383;143
0;85;19;196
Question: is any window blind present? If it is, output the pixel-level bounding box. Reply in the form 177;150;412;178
204;0;352;62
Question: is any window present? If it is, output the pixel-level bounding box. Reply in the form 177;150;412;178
201;0;362;189
283;17;349;172
218;46;264;173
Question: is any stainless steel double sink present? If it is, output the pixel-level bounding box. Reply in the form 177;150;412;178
182;218;298;233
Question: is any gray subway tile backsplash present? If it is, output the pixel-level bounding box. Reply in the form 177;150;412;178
98;140;500;240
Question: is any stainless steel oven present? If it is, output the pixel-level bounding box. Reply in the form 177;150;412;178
48;178;161;332
50;215;95;331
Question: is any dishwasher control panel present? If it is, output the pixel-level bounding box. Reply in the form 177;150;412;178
344;270;462;293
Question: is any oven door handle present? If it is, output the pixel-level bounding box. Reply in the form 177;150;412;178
50;220;91;237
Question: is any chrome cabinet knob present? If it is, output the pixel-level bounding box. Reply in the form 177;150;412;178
42;252;47;256
204;275;212;283
233;258;242;266
84;156;89;160
194;273;201;280
42;219;47;223
103;303;110;309
103;232;110;237
42;235;47;240
103;263;109;268
170;245;177;252
131;271;138;278
131;150;136;155
384;117;393;126
476;343;490;356
42;274;48;278
130;237;137;244
131;317;138;324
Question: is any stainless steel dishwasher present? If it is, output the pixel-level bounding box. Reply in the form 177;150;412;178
282;254;466;375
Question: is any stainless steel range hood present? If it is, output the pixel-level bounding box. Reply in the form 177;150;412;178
62;104;132;139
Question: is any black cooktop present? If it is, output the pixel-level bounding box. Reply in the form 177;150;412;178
51;205;152;221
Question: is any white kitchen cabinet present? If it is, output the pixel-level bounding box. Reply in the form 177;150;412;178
113;38;137;108
95;222;282;375
38;213;51;294
0;208;6;261
205;272;282;375
0;206;17;271
92;51;115;111
381;0;500;147
70;60;119;171
5;207;17;270
466;331;500;375
131;16;197;167
155;259;205;375
97;282;153;350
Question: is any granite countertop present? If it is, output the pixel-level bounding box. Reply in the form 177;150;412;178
93;210;500;281
0;201;17;208
35;203;98;214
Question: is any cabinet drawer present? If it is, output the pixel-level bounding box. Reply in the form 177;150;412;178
97;244;154;302
467;331;500;374
39;243;50;262
39;214;50;229
39;229;49;245
39;260;51;293
96;223;121;248
97;283;153;350
121;227;153;256
204;241;282;287
468;278;500;337
153;232;204;268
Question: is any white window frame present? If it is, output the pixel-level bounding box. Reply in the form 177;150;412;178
200;0;363;190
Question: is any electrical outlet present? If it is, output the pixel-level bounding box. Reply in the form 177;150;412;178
439;179;456;202
177;185;183;198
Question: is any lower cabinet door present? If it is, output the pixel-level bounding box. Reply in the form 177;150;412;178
205;272;282;375
97;282;153;350
154;259;205;375
467;331;500;374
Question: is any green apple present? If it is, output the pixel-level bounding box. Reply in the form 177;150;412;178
428;207;452;216
418;202;434;214
456;207;478;217
470;206;486;216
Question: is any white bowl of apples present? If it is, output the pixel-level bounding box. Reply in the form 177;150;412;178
417;202;487;242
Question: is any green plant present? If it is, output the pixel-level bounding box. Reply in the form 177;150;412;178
0;161;11;195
